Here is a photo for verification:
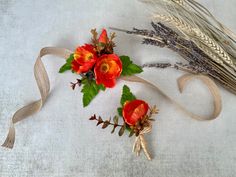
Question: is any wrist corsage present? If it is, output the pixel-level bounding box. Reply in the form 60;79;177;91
59;29;143;106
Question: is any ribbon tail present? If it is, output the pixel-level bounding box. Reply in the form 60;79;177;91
2;122;15;149
133;135;152;160
140;135;152;161
1;100;42;148
133;137;141;156
121;74;222;121
2;47;73;149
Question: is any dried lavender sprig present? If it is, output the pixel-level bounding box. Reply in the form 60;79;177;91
110;23;236;94
142;62;204;74
142;62;172;69
111;24;234;83
152;23;236;87
127;23;232;76
112;25;215;74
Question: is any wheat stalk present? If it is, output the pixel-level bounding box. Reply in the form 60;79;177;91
196;43;236;79
163;0;236;59
126;0;236;94
193;29;235;67
111;21;236;94
175;0;236;41
172;0;184;6
153;14;194;34
153;14;236;71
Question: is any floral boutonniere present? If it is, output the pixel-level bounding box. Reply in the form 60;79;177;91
59;29;143;107
89;85;158;160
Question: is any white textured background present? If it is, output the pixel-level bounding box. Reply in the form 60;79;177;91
0;0;236;177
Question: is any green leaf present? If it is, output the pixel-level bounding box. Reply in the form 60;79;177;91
117;107;123;117
59;63;71;73
59;54;74;73
120;85;136;106
81;78;106;107
120;56;143;76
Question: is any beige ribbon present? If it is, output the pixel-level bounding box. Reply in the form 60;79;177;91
2;47;72;148
1;47;222;150
121;74;222;121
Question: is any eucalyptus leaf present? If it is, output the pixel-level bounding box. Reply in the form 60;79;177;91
118;125;125;136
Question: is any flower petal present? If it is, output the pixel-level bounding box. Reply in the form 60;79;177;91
72;44;97;73
98;29;108;44
96;78;116;88
122;100;149;125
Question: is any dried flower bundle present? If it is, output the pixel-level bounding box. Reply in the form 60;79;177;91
111;0;236;95
111;22;236;94
140;0;236;63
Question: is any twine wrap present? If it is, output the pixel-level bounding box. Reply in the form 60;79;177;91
133;122;152;160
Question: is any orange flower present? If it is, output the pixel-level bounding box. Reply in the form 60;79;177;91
98;29;108;44
122;100;149;126
72;44;97;74
94;54;122;88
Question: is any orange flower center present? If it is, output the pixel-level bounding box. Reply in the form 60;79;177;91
84;53;93;61
100;63;110;73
